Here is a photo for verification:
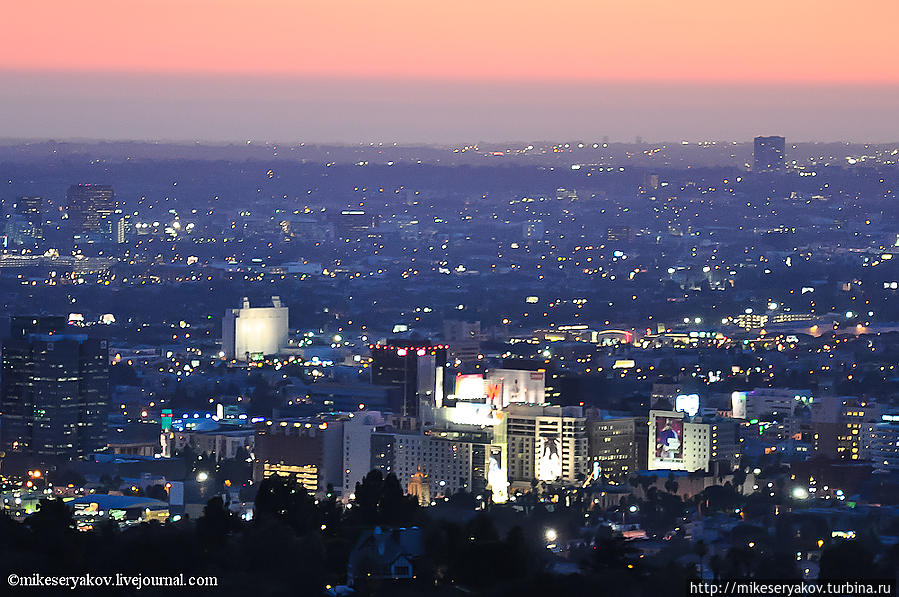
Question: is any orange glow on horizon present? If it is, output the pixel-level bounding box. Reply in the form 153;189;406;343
5;0;899;84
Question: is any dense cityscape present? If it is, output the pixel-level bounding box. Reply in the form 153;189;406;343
0;136;897;594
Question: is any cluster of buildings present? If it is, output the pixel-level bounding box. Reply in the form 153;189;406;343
4;301;899;519
1;138;899;540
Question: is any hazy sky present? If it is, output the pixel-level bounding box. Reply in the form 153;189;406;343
4;0;899;143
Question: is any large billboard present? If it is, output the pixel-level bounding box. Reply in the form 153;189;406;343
537;435;563;481
441;402;500;427
675;394;700;417
731;391;747;419
453;373;486;400
654;416;684;464
486;369;545;408
487;445;509;503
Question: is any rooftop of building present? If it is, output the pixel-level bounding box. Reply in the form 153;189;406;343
67;494;168;511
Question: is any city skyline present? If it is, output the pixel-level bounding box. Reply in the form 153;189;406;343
2;2;899;594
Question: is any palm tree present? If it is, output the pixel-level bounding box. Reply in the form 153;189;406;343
709;553;723;580
732;468;747;495
694;540;709;579
665;473;679;494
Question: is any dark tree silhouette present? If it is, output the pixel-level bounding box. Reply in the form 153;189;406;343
349;470;418;527
819;540;880;579
254;475;321;535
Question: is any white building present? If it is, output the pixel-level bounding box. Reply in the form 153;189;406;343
648;410;727;473
371;430;486;498
222;296;288;361
868;417;899;472
745;388;812;421
342;411;387;498
500;404;587;488
167;429;255;461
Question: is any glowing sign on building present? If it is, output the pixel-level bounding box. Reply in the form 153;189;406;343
485;369;545;408
453;373;486;400
675;394;700;417
731;391;747;419
487;445;509;503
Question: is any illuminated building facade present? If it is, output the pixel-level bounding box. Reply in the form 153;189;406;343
222;296;289;361
484;368;545;408
253;418;343;495
744;387;812;437
812;396;882;460
169;429;255;462
370;429;487;498
342;410;388;498
648;410;719;473
868;414;899;472
500;404;586;489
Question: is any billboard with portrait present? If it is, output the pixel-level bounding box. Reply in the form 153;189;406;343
537;435;563;481
487;445;509;503
654;416;683;463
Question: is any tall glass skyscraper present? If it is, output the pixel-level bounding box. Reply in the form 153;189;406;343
1;317;109;458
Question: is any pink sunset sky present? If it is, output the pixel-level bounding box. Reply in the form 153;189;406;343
3;0;899;142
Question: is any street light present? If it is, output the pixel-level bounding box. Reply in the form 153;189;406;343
792;487;809;500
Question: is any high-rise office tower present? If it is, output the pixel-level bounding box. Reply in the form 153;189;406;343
369;341;447;418
753;136;786;172
370;428;488;499
587;416;648;480
66;184;117;233
114;211;133;244
812;396;882;460
497;404;587;489
1;317;110;458
15;196;43;239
